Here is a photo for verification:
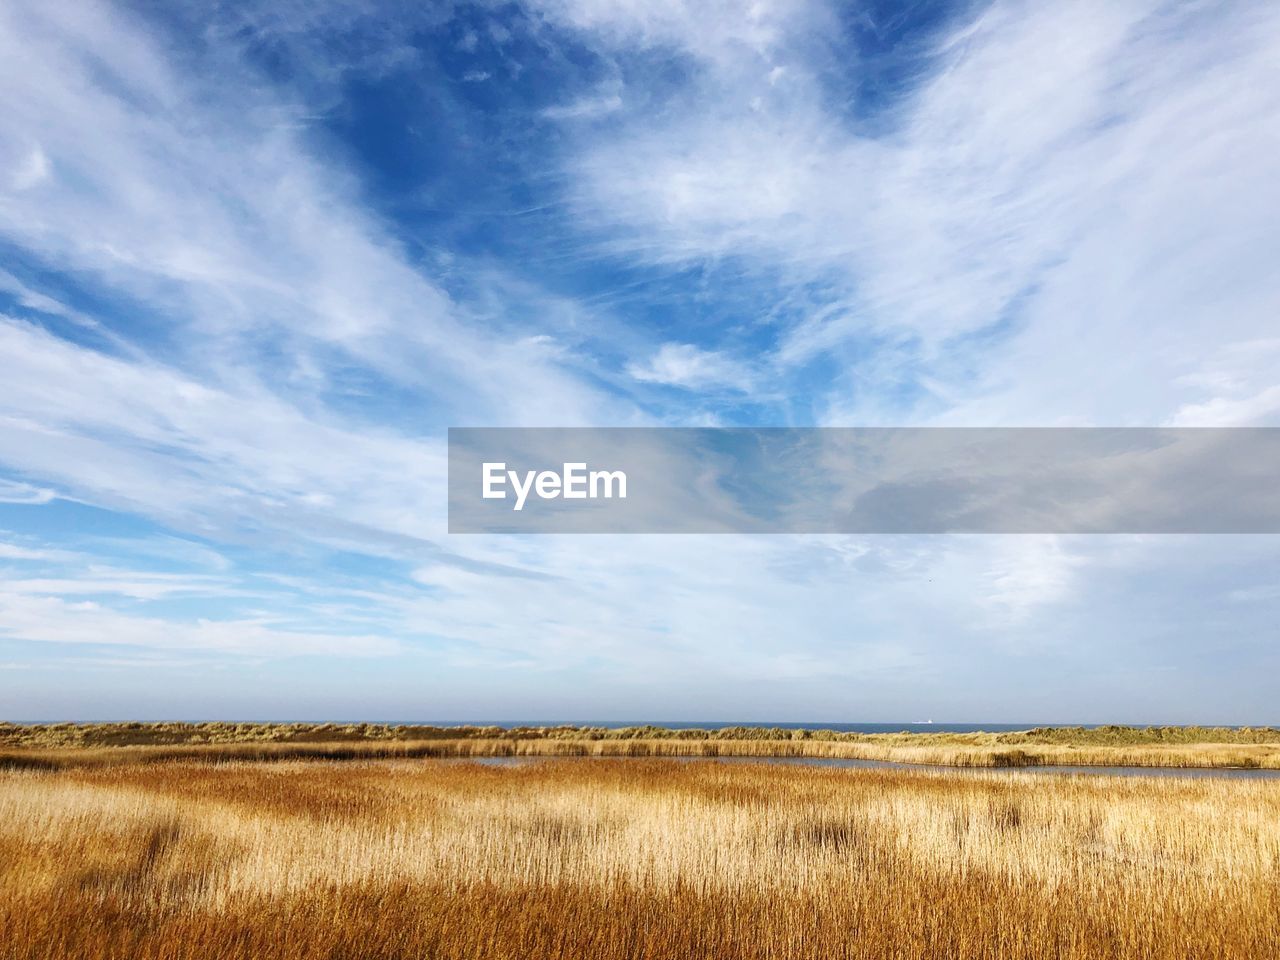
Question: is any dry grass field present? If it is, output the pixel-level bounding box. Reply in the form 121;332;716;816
5;722;1280;770
2;754;1279;959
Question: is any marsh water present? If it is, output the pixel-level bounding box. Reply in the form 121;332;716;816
468;755;1280;779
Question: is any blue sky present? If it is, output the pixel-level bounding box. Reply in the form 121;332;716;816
1;0;1278;722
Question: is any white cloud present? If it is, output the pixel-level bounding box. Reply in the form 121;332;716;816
0;591;398;657
7;144;50;190
627;342;755;391
1171;386;1280;428
0;1;617;429
974;535;1083;626
1;573;234;602
541;93;623;121
0;269;101;330
534;0;827;68
0;478;57;505
0;526;413;663
548;0;1280;426
0;543;72;562
0;318;451;549
1170;340;1280;426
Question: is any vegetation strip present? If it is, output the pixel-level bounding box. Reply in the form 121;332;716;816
4;723;1280;770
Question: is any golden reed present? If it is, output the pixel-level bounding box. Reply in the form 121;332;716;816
4;722;1280;770
2;755;1278;959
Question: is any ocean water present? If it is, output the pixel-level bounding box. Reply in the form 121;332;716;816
470;755;1280;780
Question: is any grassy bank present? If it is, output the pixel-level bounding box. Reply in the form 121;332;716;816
8;720;1280;748
2;757;1278;959
3;722;1280;770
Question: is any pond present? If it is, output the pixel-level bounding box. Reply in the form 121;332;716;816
465;755;1280;779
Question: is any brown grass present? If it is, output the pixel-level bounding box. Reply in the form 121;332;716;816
4;723;1280;771
8;721;1280;749
1;756;1278;959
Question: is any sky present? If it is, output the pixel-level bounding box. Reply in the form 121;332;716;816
1;0;1278;723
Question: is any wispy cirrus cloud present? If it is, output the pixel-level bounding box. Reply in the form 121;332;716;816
542;0;1280;426
627;343;756;392
0;591;400;658
0;1;622;428
0;318;449;550
0;479;57;505
0;543;74;562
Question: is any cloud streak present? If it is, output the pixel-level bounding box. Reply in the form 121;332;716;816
547;0;1280;426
